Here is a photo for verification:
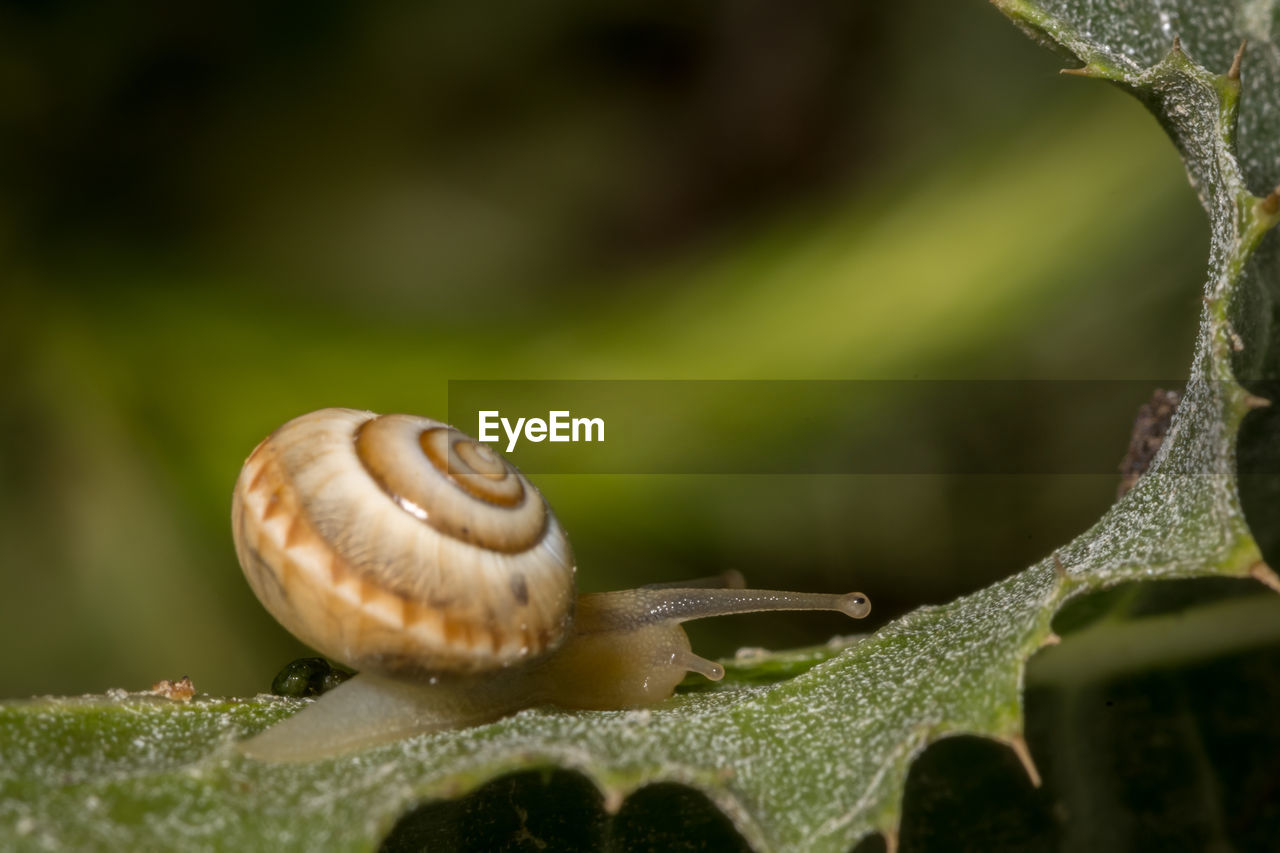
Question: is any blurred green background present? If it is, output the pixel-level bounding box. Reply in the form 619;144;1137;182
0;1;1208;698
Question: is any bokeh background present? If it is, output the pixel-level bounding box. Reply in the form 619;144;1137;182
0;1;1209;698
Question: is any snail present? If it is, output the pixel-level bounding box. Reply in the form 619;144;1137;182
231;408;871;761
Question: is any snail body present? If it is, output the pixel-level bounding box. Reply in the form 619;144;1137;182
232;408;870;761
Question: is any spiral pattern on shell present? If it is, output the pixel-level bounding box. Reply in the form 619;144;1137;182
231;408;576;677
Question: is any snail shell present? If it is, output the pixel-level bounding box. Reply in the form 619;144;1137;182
231;408;575;677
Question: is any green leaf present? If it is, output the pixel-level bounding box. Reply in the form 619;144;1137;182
5;2;1280;851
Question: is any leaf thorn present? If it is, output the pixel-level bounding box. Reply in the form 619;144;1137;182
1228;40;1246;81
1171;35;1183;54
882;828;900;853
1040;631;1062;648
1060;65;1097;78
1005;733;1043;787
1259;185;1280;217
1249;562;1280;594
1243;394;1272;410
1052;552;1068;579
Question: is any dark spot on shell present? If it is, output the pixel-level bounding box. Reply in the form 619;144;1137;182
509;572;529;606
485;607;501;651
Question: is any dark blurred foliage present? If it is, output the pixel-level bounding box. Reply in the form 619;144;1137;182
10;2;864;259
3;0;1109;306
0;1;1212;699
